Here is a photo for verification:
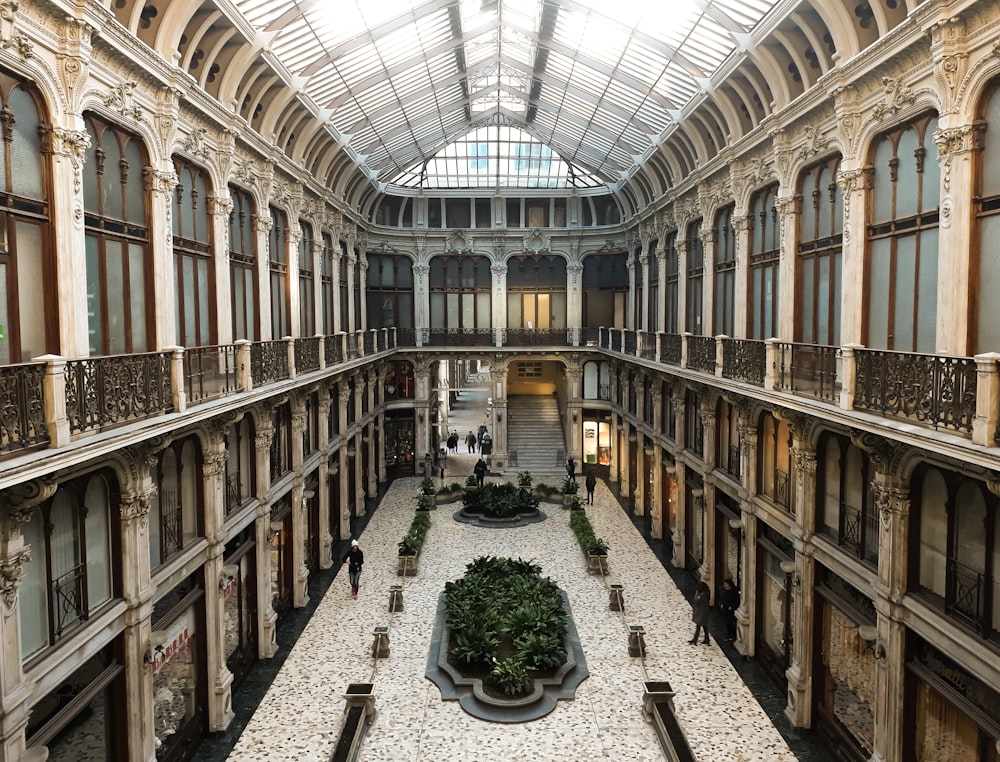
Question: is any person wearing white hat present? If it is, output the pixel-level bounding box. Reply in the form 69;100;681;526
342;539;364;599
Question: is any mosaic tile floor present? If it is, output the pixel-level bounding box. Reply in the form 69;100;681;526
223;477;800;761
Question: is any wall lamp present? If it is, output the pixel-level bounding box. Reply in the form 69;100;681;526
496;411;502;422
858;625;886;662
779;560;800;587
418;412;424;424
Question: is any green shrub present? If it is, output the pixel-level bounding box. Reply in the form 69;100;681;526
561;477;579;494
490;657;532;696
416;492;434;511
420;476;437;496
461;482;538;518
569;508;608;555
517;471;533;488
465;475;479;487
398;511;431;555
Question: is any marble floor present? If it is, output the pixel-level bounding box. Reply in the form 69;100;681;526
220;475;803;761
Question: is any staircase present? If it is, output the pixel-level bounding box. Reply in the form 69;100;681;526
505;395;566;478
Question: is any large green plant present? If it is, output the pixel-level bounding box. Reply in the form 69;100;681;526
444;556;567;692
398;511;431;555
461;482;539;518
569;507;609;555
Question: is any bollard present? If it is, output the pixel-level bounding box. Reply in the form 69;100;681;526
371;626;390;658
628;624;646;657
388;584;404;612
609;584;624;611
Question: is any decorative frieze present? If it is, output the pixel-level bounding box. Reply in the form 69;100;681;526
102;80;144;122
0;545;30;612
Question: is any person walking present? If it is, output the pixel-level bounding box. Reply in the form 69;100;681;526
566;458;576;480
585;473;597;504
719;577;740;641
474;457;487;487
342;539;364;600
447;431;459;454
466;430;477;453
689;581;711;645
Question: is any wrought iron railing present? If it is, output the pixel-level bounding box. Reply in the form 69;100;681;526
395;327;417;347
837;503;879;566
52;563;85;638
250;340;289;387
659;333;681;365
294;337;321;374
623;331;637;355
66;352;173;435
580;327;601;346
947;557;984;629
426;328;495;346
721;338;766;386
854;349;976;434
687;335;716;374
362;331;375;355
609;330;622;352
0;362;48;452
325;335;343;366
775;342;840;403
638;331;655;359
598;383;611;400
185;345;241;406
502;328;569;347
345;333;360;360
226;473;242;515
762;469;791;511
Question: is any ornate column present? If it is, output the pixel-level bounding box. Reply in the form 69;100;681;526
331;248;343;335
412;263;430;341
254;422;278;658
675;238;688;333
566;263;583;343
0;481;55;761
565;361;582;465
639;253;650;332
211;195;235;343
625;259;636;331
352;373;365;516
316;395;333;567
701;227;716;336
44;124;91;355
835;166;872;346
119;484;156;762
650;389;664;539
731;215;750;339
785;439;818;728
736;511;758;657
491;263;508;343
200;440;235;731
671;397;687;567
290;399;308;608
345;252;357;332
775;194;799;341
700;406;717;590
147;169;179;347
255;215;274;340
413;359;432;459
490;364;508;460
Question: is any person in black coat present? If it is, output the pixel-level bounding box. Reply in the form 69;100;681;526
719;577;740;641
585;473;597;504
566;458;576;480
473;458;488;487
342;539;364;599
689;581;711;645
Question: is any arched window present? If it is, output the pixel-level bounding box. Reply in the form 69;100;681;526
20;471;117;657
0;71;53;364
646;238;659;331
758;413;792;511
226;416;255;515
715;398;740;477
866;112;939;352
149;437;202;566
816;433;876;565
796;155;843;345
368;253;415;329
270;402;293;481
172;156;215;347
748;183;780;339
713;205;736;336
506;255;566;329
664;232;679;333
229;185;258;341
582;252;628;329
914;467;998;640
83;114;151;354
269;206;290;339
582;360;610;399
685;219;703;334
320;231;335;334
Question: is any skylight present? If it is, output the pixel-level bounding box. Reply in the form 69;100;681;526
392;124;604;189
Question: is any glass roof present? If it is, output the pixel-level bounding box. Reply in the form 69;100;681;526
234;0;778;190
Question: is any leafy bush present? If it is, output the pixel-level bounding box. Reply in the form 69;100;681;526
398;511;431;555
465;475;479;487
445;556;568;693
533;482;559;497
569;508;608;555
561;477;579;495
416;492;434;511
490;657;532;696
420;476;437;496
517;471;533;488
461;482;539;518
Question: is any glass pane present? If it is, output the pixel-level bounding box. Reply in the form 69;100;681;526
476;292;490;329
106;242;125;354
461;293;474;327
446;293;459;328
801;258;814;343
921;117;940;212
529;294;542;328
868;239;890;348
124;141;146;224
507;292;521;328
817;256;830;344
397;293;413;328
86;235;102;354
84;477;111;607
919;471;948;596
9;87;42;199
100;131;122;219
198;259;210;345
129;243;146;352
15;221;44;361
182;256;195;345
916;231;938;353
20;510;46;656
872;138;894;223
896;129;919;218
430;292;445;328
244;269;256;341
551;292;566;329
0;263;8;363
984;91;1000;197
893;235;916;350
979;218;1000;351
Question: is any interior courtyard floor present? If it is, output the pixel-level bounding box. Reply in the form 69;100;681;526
192;439;836;760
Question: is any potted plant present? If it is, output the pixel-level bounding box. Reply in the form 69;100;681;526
586;537;609;575
416;492;435;511
517;471;533;490
397;512;430;576
420;476;437;496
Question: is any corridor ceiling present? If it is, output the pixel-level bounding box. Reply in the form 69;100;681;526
123;0;912;211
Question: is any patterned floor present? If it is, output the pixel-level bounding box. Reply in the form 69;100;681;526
223;475;798;761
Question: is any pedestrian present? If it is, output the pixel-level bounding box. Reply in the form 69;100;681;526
474;457;487;487
447;431;458;454
466;430;477;453
585;473;597;504
342;539;364;600
719;577;740;641
477;424;487;450
436;447;447;481
689;581;711;645
566;458;576;480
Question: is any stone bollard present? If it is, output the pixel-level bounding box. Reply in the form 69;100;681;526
609;584;624;611
388;585;404;612
371;626;390;658
628;625;646;657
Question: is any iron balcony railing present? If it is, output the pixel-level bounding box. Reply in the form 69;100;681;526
66;351;173;435
774;342;840;403
0;362;47;452
185;344;242;406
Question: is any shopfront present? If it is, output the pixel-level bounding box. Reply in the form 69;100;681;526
756;524;795;685
383;409;416;477
581;411;612;471
715;490;742;588
222;527;258;690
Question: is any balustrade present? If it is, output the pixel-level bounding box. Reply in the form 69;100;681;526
687;335;716;374
66;352;173;434
294;337;321;374
185;345;242;406
721;338;766;386
659;333;681;365
774;343;840;402
250;340;290;387
0;362;47;452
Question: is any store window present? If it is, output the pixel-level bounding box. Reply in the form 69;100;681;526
582;415;611;466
